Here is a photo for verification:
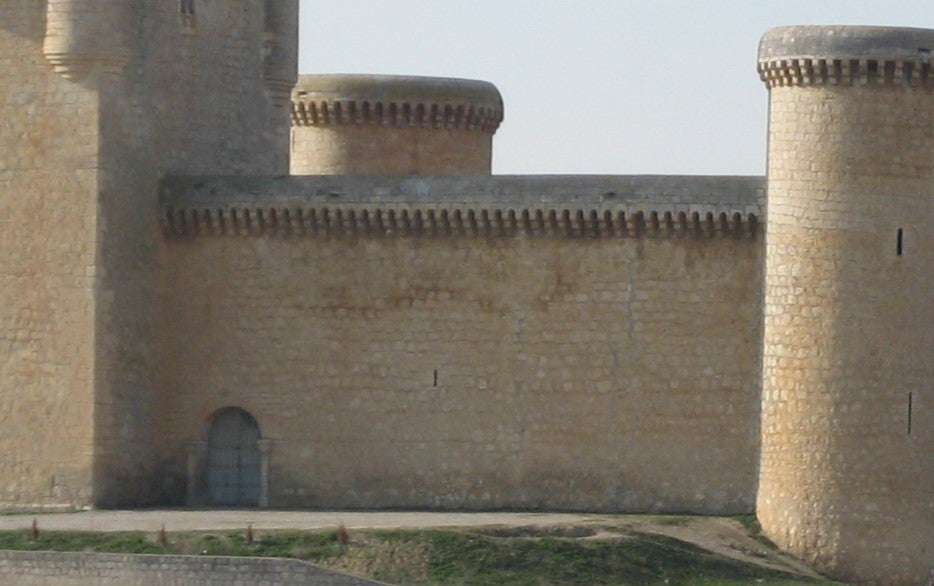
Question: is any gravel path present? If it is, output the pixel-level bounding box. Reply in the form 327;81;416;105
0;510;599;533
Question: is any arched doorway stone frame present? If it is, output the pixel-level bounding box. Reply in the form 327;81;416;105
185;406;272;508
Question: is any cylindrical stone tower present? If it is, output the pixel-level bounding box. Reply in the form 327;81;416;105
43;0;132;81
262;0;299;107
757;26;933;584
290;74;503;175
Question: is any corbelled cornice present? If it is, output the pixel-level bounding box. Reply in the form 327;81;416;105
758;26;934;88
758;56;932;88
291;74;504;132
162;205;758;239
160;175;762;239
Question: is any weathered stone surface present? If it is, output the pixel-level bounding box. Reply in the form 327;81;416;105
758;25;933;585
0;0;99;512
0;551;382;585
290;75;503;175
1;1;290;510
758;25;934;61
156;210;763;512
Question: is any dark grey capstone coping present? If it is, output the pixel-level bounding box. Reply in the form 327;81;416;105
759;25;934;61
292;74;503;111
160;175;765;212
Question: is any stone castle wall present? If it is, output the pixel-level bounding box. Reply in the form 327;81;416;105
0;2;99;510
2;10;931;584
155;175;764;512
757;26;933;584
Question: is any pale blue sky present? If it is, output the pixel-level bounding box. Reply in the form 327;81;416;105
299;1;931;175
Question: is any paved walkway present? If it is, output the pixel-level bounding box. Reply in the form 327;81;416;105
0;510;602;533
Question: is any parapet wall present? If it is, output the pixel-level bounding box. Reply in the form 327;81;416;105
0;550;380;585
758;25;933;87
154;175;765;512
161;175;762;237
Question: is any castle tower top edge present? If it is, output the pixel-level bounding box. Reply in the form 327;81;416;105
291;74;504;132
758;25;934;87
43;0;134;81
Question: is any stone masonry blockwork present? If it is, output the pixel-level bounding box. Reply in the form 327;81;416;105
156;218;763;512
290;75;503;175
0;9;931;585
0;550;381;586
757;26;933;584
0;1;99;510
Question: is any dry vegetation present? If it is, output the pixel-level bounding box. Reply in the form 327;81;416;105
0;515;843;585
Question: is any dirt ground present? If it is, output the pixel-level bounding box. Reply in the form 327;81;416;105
612;516;822;579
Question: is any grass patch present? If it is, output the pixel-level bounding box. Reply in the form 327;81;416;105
0;526;837;585
406;529;824;585
0;530;167;554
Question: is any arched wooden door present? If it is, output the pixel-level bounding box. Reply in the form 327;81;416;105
207;408;261;506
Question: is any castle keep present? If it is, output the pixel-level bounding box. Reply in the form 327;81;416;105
0;3;930;583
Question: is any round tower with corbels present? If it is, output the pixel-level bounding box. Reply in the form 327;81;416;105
757;26;933;584
290;74;503;175
43;0;133;81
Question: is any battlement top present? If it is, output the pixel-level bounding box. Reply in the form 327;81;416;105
759;25;934;61
293;74;503;107
159;175;764;239
758;26;934;88
291;74;504;131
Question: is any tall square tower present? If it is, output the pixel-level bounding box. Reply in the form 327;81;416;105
0;0;298;509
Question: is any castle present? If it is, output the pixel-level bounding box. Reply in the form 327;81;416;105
0;3;930;584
